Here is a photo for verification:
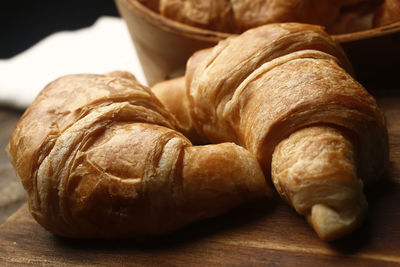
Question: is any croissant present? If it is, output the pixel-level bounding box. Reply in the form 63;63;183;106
154;23;389;241
374;0;400;26
6;71;270;238
8;23;389;241
138;0;384;34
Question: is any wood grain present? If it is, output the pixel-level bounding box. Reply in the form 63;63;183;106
0;86;399;266
0;109;26;224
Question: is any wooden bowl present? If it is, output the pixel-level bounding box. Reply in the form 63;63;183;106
115;0;400;86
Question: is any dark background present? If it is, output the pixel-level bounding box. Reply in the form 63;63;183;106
0;0;119;59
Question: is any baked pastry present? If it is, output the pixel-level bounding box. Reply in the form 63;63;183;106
374;0;400;26
138;0;386;34
151;76;203;144
8;23;389;241
7;71;269;238
154;23;389;240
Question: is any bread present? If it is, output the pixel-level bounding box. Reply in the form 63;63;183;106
154;23;389;240
138;0;386;34
6;71;270;238
374;0;400;26
8;23;388;241
152;76;204;144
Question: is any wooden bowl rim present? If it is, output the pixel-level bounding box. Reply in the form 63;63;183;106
119;0;400;43
334;21;400;43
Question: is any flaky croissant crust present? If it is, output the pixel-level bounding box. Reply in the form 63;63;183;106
7;71;269;238
154;23;389;240
8;23;389;241
138;0;393;34
185;23;387;183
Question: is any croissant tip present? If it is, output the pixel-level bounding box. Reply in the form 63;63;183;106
308;203;365;241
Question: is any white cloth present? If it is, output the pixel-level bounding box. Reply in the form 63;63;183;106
0;16;146;109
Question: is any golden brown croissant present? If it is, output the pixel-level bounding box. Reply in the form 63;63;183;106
7;71;270;238
154;23;389;241
138;0;384;34
374;0;400;26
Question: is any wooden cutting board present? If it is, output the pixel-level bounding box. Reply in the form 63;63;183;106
0;87;399;266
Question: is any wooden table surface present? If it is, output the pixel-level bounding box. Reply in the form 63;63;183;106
0;108;26;224
0;83;399;266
